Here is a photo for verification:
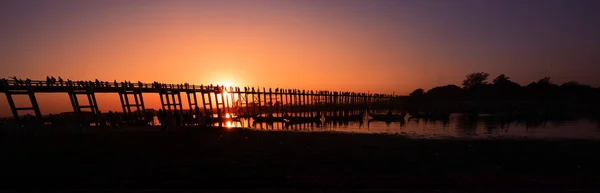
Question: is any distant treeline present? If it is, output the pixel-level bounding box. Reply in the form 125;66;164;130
406;72;600;115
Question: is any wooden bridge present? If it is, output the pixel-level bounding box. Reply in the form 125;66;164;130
0;79;404;121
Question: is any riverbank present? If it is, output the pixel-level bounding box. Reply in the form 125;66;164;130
1;126;600;190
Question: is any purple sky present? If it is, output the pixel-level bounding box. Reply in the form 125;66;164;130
1;0;600;91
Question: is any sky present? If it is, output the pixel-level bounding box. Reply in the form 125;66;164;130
1;0;600;116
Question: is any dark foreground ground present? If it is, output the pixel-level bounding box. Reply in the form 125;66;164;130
1;126;600;191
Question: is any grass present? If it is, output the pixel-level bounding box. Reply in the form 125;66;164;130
1;126;600;190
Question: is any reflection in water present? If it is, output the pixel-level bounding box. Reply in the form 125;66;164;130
456;116;477;136
146;111;600;139
229;114;600;139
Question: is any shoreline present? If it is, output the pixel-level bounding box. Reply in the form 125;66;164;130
3;123;600;141
2;125;600;189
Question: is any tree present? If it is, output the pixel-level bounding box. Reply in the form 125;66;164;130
409;88;425;98
537;77;551;85
491;74;521;101
426;85;462;100
493;74;510;85
462;72;490;90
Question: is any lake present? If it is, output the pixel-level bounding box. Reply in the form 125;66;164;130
205;114;600;139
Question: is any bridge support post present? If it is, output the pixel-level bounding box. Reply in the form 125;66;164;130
27;88;43;120
5;92;19;120
68;87;99;116
4;87;43;121
119;90;144;116
201;86;212;116
159;91;182;113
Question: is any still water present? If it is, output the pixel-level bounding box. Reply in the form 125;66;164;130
202;114;600;139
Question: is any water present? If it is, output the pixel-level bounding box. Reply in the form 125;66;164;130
201;114;600;139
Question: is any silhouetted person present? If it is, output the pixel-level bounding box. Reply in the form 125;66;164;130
145;112;154;126
217;109;223;119
46;76;51;86
51;76;56;85
174;111;181;126
158;109;166;131
194;107;204;126
58;77;63;85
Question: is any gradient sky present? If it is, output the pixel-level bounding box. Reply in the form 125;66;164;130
2;0;600;115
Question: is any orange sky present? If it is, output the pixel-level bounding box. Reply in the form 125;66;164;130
0;1;479;95
2;0;600;117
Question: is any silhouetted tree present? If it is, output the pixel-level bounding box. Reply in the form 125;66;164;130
462;72;490;90
491;74;522;101
525;77;560;104
425;85;463;112
409;88;425;98
426;85;462;100
537;77;551;85
559;81;595;104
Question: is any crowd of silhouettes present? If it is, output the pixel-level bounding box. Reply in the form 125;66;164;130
1;77;196;91
155;107;206;131
0;108;209;132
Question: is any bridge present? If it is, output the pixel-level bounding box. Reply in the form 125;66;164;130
0;78;405;121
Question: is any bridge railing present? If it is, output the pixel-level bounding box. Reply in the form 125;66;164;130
1;79;402;102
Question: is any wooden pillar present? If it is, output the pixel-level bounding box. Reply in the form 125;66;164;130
333;92;338;105
91;93;100;113
86;92;96;115
235;87;241;116
244;88;249;116
220;87;226;115
296;90;300;117
302;90;306;117
119;92;127;113
288;89;292;116
159;93;165;111
124;92;132;113
279;88;284;117
223;88;229;115
214;92;220;117
177;92;183;114
68;92;79;113
5;92;19;120
132;93;141;115
268;88;273;115
186;92;193;111
138;92;146;112
170;92;176;111
165;93;172;111
263;88;267;114
27;88;42;120
256;87;262;115
201;87;208;114
285;89;289;114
